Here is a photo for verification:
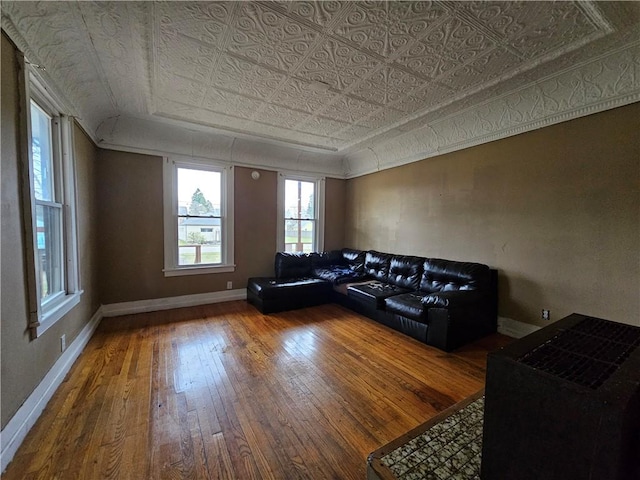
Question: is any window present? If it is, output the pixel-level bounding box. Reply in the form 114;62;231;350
163;159;234;276
31;101;64;305
277;174;325;253
22;67;81;338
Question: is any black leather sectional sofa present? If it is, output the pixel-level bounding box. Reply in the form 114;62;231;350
247;248;498;352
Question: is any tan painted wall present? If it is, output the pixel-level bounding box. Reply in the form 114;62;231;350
96;153;347;304
324;177;346;251
1;34;101;428
345;103;640;328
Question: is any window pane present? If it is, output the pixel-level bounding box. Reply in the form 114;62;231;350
285;180;314;220
177;167;222;266
36;204;63;302
284;220;315;253
31;101;54;201
177;168;220;216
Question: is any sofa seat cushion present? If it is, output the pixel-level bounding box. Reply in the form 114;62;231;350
248;277;331;300
313;266;368;285
347;281;411;309
384;292;427;322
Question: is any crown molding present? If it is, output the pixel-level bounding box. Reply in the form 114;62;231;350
343;43;640;178
95;114;346;178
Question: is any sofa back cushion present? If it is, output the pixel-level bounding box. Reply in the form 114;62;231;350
312;250;343;268
364;251;391;282
420;258;490;293
342;248;365;272
388;255;423;290
275;252;312;279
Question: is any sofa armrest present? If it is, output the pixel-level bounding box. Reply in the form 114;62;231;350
421;291;494;351
421;290;483;308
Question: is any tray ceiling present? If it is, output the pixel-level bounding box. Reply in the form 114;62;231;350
2;1;639;174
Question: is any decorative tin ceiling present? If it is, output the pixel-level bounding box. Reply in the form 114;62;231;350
2;1;639;172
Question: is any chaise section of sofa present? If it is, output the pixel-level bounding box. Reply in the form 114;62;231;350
247;249;366;314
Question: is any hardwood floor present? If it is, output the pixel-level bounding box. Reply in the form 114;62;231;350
4;301;511;480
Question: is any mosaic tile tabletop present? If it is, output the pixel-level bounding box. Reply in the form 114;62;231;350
377;397;485;480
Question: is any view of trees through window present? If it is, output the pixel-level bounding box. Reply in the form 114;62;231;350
284;179;315;253
31;100;64;303
177;167;222;265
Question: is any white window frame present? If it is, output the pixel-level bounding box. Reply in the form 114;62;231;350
277;173;325;253
162;157;235;276
19;58;82;339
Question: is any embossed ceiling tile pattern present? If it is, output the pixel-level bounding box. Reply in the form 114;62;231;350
270;77;338;113
602;47;640;96
350;64;425;105
248;122;331;147
4;0;635;157
1;2;111;121
227;1;320;72
157;73;206;106
396;16;497;79
459;2;600;59
296;38;381;90
319;95;381;123
156;33;219;83
267;0;351;28
297;116;350;137
211;53;287;100
393;83;454;113
512;4;601;59
444;47;523;90
203;89;264;120
254;104;312;129
155;1;234;46
333;1;447;58
358;106;405;129
156;100;254;132
332;123;372;141
78;2;150;113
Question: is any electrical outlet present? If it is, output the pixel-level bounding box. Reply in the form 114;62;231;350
226;281;233;290
542;309;550;321
60;334;66;352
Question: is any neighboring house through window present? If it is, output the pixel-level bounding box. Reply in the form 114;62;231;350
278;174;325;253
21;61;81;338
163;158;234;276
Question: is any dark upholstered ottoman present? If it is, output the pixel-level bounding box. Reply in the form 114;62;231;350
246;277;332;314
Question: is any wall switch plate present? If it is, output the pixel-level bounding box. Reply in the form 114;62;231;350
227;281;233;290
61;334;66;352
542;309;551;321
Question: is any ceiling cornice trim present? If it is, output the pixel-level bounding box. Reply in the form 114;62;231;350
343;43;640;178
95;114;346;178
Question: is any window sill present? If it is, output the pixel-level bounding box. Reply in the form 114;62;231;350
35;290;83;337
163;264;236;277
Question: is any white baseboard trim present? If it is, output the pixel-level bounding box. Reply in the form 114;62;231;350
1;306;104;473
497;316;541;339
101;288;248;317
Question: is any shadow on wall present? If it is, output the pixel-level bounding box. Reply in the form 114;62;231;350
498;272;543;324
